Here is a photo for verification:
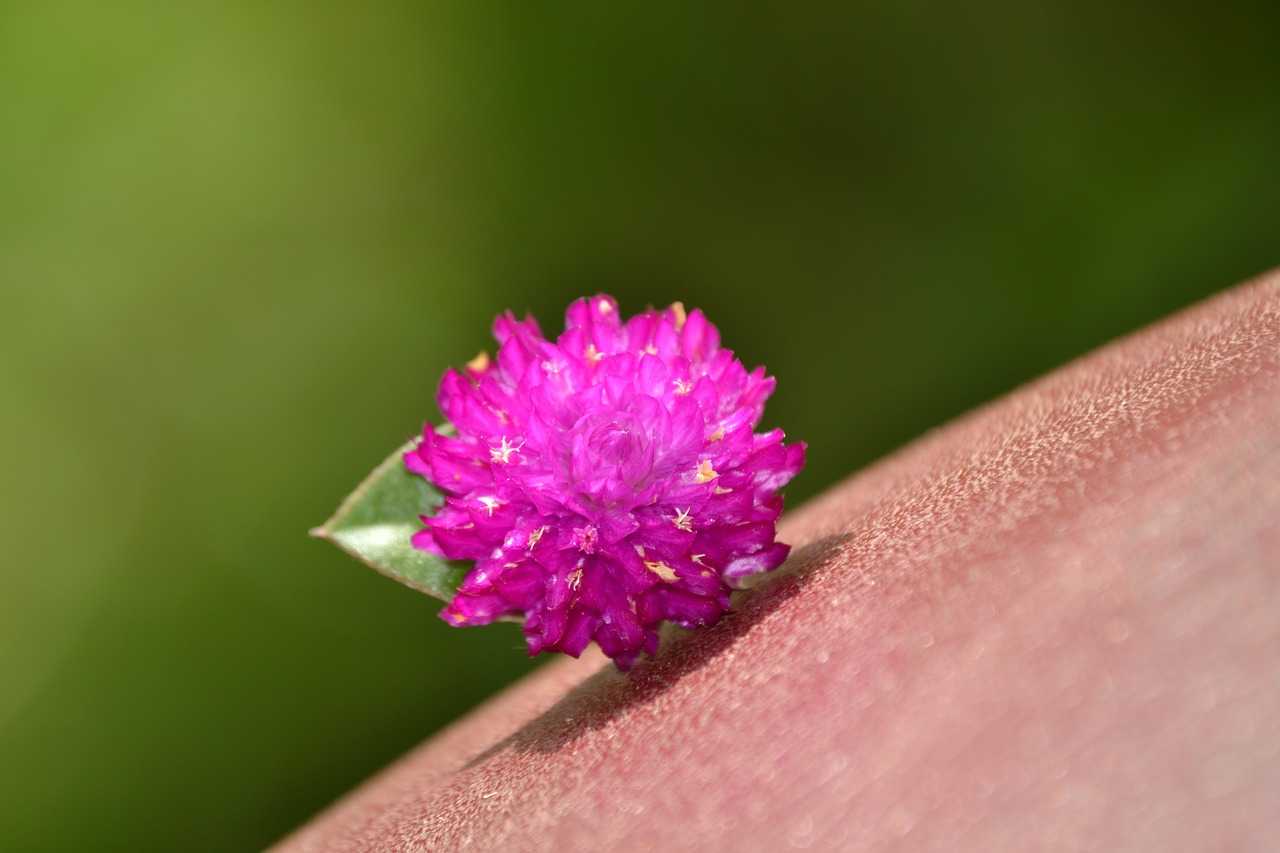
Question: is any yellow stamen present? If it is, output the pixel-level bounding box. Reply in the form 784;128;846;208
694;460;718;484
671;507;694;532
489;436;523;464
645;560;678;583
466;351;491;373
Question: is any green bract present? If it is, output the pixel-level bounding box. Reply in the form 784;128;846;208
313;439;468;601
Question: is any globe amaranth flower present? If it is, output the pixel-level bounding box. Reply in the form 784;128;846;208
406;295;805;670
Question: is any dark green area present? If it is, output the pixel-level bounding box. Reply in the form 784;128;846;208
2;2;1278;850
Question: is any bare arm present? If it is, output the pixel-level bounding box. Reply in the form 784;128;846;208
275;271;1280;852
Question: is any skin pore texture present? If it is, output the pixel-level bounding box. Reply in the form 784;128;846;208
275;272;1279;851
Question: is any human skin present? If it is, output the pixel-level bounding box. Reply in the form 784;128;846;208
274;272;1279;851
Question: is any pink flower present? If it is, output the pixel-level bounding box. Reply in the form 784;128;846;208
406;295;805;669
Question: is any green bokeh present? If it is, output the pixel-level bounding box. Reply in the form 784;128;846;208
2;2;1277;850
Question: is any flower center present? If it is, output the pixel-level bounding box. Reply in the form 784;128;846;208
568;409;655;492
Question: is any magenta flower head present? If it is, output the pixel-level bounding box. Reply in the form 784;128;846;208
406;295;806;670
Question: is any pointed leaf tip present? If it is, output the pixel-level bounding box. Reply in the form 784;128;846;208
316;438;469;601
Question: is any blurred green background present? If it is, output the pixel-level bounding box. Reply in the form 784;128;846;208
2;2;1277;850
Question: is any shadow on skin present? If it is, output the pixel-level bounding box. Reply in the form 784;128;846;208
466;533;852;762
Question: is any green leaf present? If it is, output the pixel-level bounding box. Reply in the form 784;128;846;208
312;438;469;601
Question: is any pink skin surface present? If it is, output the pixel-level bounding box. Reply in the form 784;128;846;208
274;272;1280;851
